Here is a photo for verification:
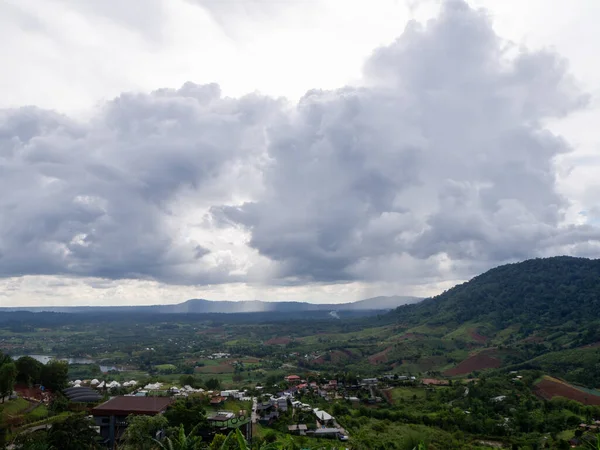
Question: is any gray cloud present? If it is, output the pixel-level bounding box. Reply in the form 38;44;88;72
0;84;281;284
1;0;598;289
213;1;597;284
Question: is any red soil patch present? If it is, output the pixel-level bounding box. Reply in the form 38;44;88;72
422;378;450;386
369;346;393;364
469;329;488;343
444;352;502;376
265;337;292;345
535;377;600;405
14;384;48;402
382;388;394;403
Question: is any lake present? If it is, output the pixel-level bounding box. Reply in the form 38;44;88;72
12;354;124;373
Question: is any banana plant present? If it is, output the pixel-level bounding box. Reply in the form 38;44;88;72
154;424;203;450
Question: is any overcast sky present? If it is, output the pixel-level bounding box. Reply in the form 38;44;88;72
1;0;600;306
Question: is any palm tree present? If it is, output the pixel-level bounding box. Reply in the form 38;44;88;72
154;424;203;450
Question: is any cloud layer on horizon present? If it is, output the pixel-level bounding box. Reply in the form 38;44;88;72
1;1;599;292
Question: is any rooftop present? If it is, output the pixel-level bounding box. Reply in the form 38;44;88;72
92;396;173;416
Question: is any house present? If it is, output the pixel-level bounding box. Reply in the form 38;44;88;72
285;375;301;383
313;408;334;426
92;396;173;448
288;424;308;435
276;396;288;412
361;378;378;386
311;427;342;438
210;396;226;406
221;390;243;399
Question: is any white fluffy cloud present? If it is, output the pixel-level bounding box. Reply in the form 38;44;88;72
1;0;600;304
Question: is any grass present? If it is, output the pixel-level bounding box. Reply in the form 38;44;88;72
390;387;427;403
25;404;48;422
0;398;29;419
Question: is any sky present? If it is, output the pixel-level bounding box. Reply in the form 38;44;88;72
1;0;600;306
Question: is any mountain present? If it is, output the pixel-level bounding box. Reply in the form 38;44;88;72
391;256;600;329
0;295;422;314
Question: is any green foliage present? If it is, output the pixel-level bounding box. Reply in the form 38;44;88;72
40;361;69;391
48;414;101;449
15;356;44;385
0;362;17;402
164;398;208;434
393;256;600;329
155;424;203;450
123;414;169;450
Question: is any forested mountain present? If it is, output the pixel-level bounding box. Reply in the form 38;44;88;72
392;256;600;329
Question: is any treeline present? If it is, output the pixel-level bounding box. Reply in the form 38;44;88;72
0;351;69;400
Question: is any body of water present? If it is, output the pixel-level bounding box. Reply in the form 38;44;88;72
12;354;123;372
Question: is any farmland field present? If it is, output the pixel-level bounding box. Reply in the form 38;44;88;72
444;351;502;376
534;376;600;405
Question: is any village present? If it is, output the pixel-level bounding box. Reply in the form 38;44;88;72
6;370;423;448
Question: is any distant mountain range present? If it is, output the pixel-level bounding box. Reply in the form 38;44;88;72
1;295;422;314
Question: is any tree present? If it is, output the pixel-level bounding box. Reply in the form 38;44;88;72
0;362;17;402
164;398;208;434
49;393;69;414
0;351;12;367
16;356;43;385
40;361;69;391
206;378;221;390
123;414;169;450
46;414;101;449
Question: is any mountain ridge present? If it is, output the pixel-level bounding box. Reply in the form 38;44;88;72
1;295;422;314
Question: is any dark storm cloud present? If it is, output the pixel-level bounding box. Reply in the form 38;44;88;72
1;1;598;287
0;84;281;284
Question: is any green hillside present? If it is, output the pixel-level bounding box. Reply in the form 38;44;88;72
392;256;600;330
353;257;600;387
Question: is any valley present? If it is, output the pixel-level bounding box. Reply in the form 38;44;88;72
2;257;600;449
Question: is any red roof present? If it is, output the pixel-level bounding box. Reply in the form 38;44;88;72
286;375;300;380
92;396;173;416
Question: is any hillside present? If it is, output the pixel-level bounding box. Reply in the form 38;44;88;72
342;257;600;388
392;256;600;329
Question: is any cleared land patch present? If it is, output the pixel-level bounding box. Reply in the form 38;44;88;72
444;351;501;376
534;376;600;405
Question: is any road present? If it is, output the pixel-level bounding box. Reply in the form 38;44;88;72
251;397;257;423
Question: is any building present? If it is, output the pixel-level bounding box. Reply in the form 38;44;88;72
288;424;308;435
285;375;301;383
210;396;226;406
361;378;378;386
276;396;288;412
91;396;173;449
310;427;342;438
313;408;335;426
